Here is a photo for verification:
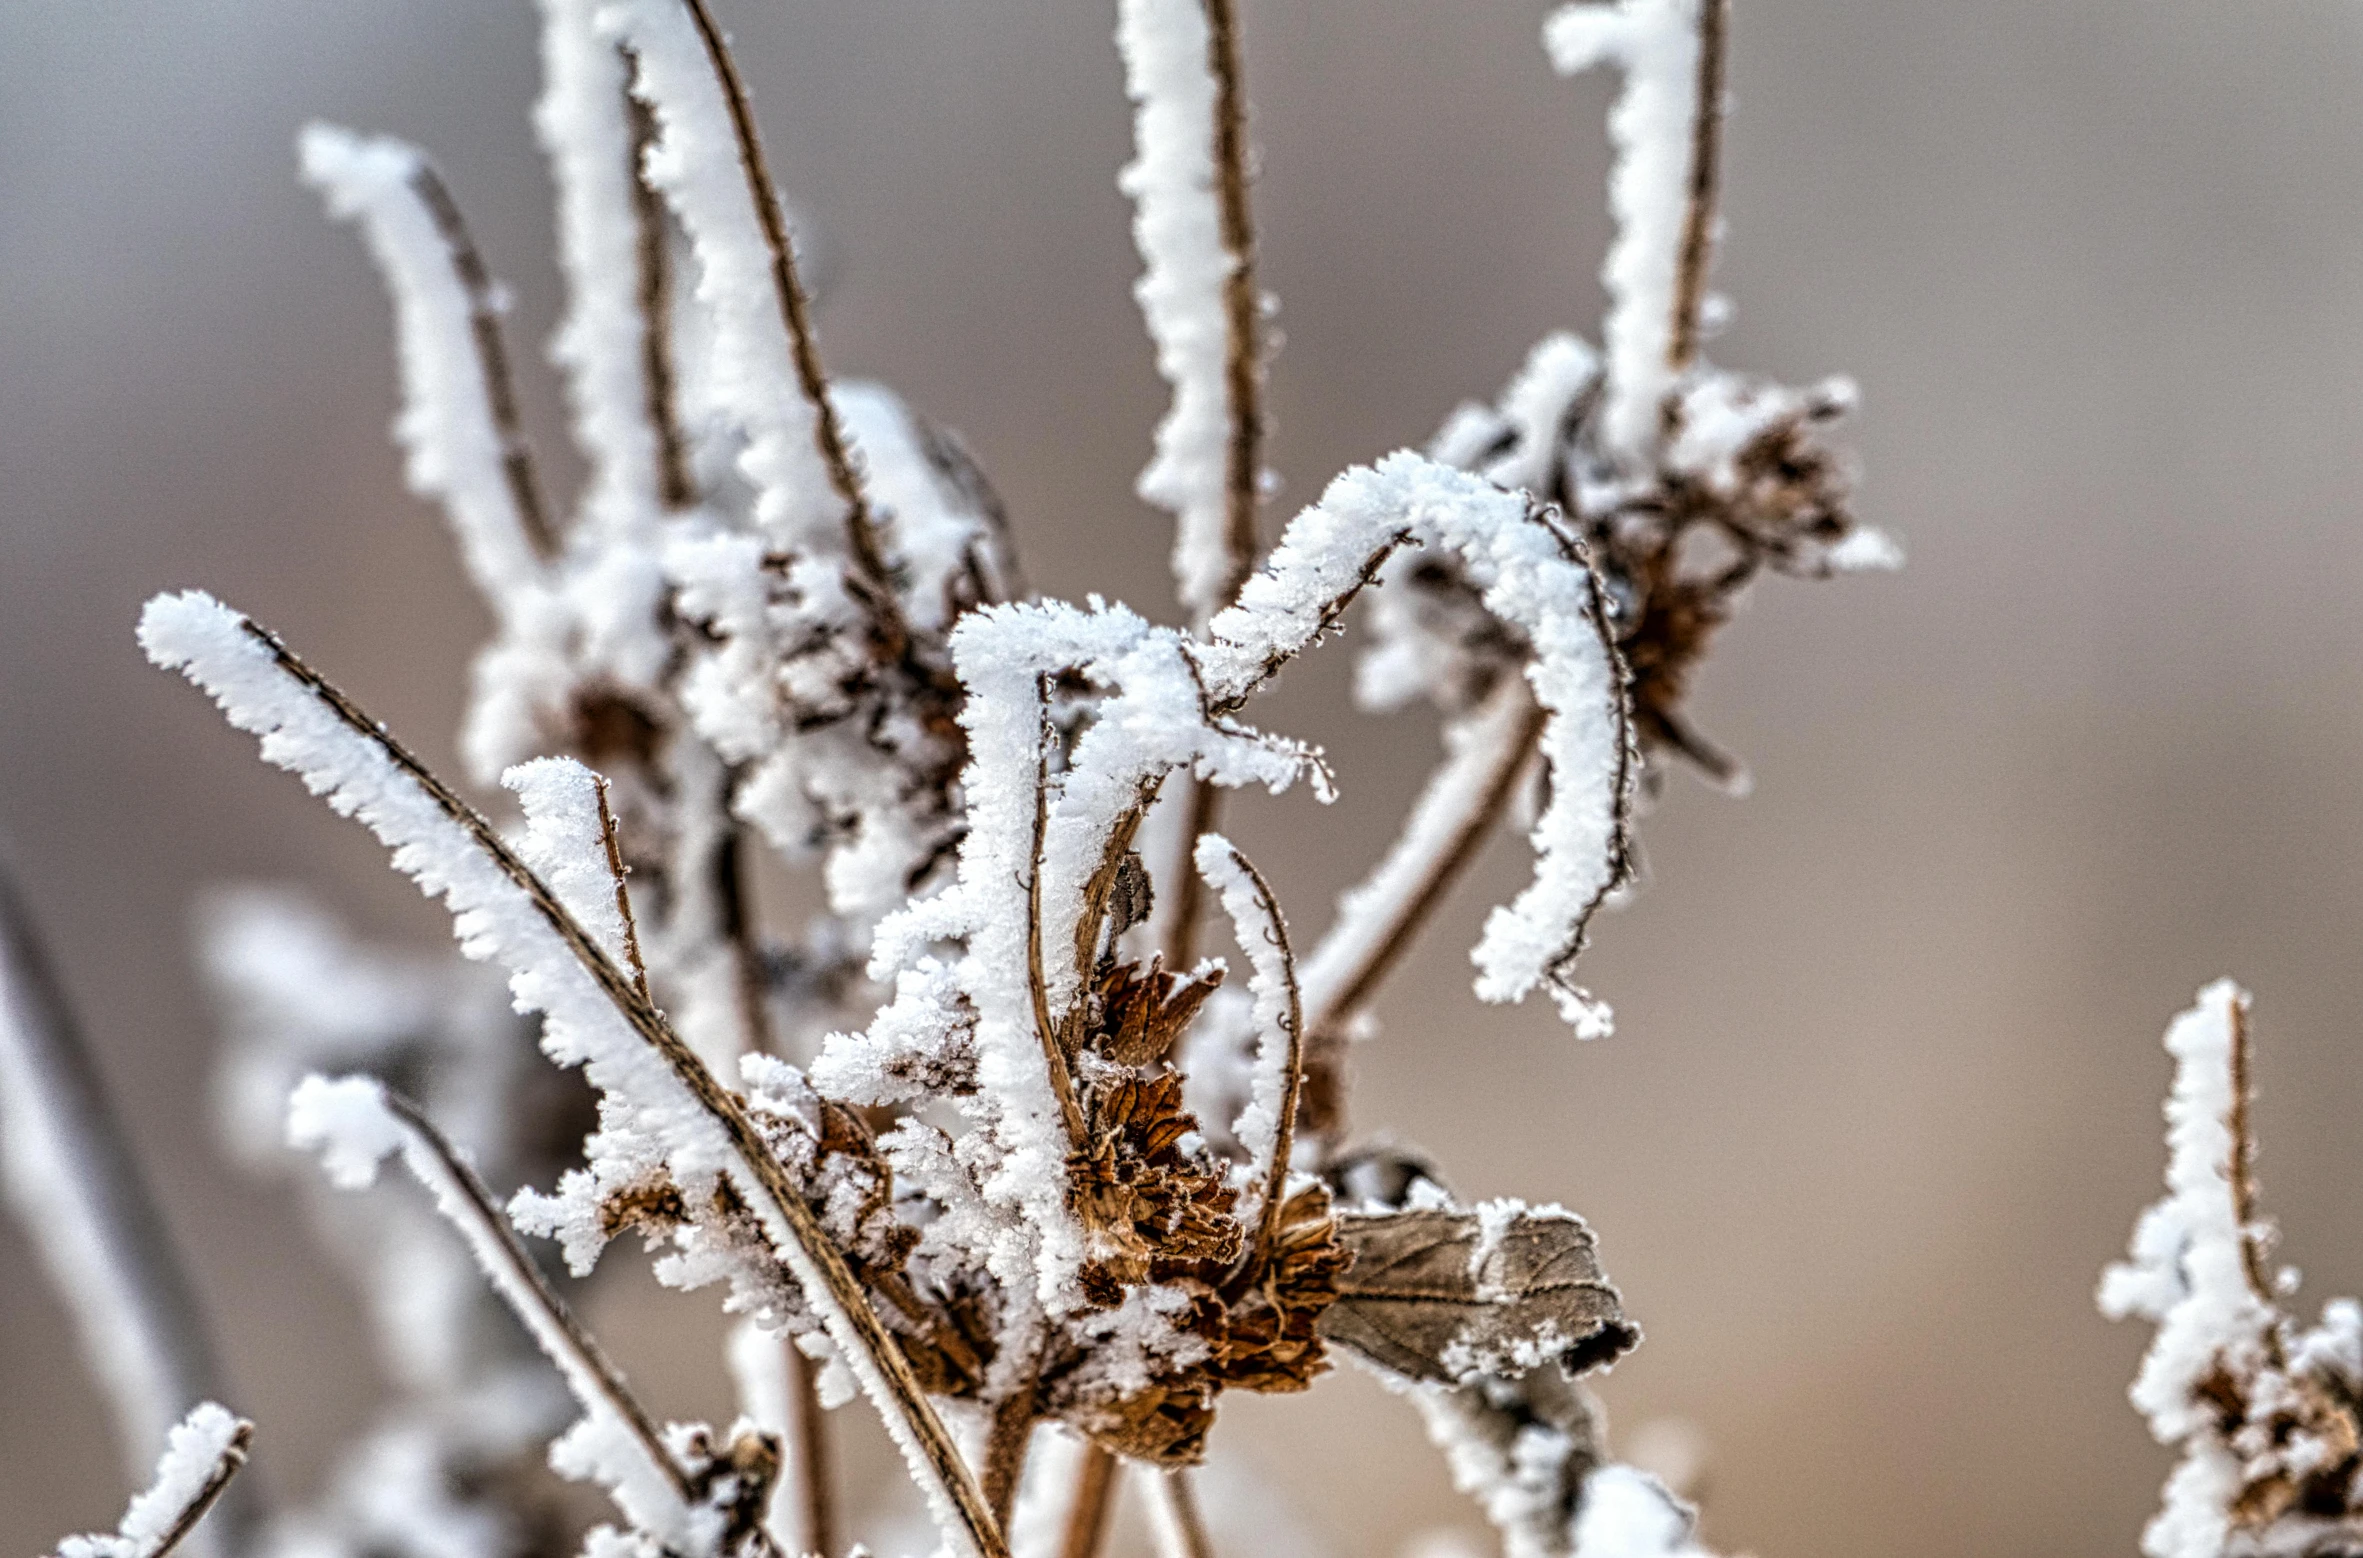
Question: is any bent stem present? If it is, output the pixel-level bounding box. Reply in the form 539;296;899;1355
235;619;1010;1558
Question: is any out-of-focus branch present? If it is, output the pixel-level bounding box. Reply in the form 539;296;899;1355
0;862;256;1554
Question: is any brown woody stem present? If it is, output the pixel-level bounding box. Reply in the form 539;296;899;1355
232;619;1009;1558
1202;0;1264;619
1666;0;1727;374
1057;1444;1120;1558
781;1339;836;1558
406;162;557;560
2226;995;2274;1307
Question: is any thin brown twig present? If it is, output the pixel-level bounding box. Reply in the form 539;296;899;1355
592;777;653;1005
1201;0;1265;618
1155;778;1224;972
2227;995;2275;1307
377;1090;702;1516
141;1416;255;1558
674;0;908;659
231;618;1010;1558
980;1384;1040;1531
406;163;558;560
1665;0;1728;375
624;55;698;512
780;1340;836;1558
1056;1444;1119;1558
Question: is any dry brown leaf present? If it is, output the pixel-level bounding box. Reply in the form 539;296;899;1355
1321;1205;1636;1385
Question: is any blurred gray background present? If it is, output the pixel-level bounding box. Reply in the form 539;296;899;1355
10;1;2363;1553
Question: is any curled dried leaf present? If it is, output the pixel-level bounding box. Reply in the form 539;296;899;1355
1321;1204;1636;1385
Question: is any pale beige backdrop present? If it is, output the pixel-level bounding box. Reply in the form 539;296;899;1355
9;2;2363;1554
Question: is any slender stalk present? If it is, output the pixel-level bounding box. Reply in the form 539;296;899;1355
1665;0;1727;374
1149;1469;1216;1558
1156;777;1224;971
2226;995;2274;1307
980;1387;1040;1531
0;864;257;1552
1300;682;1547;1050
128;1416;254;1558
1216;844;1304;1263
593;777;653;1005
674;0;908;657
234;619;1009;1558
1201;0;1265;617
1057;1444;1119;1558
625;58;698;512
379;1090;698;1512
1027;678;1089;1146
780;1341;836;1558
405;163;558;559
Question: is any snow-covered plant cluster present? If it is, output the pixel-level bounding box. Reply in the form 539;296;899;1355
2103;985;2363;1558
7;1;1905;1556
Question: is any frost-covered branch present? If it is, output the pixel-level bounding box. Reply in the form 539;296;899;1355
0;865;242;1540
2103;982;2363;1558
140;594;1010;1558
46;1403;253;1558
1119;0;1271;624
1544;0;1706;462
285;1075;755;1554
302;123;556;586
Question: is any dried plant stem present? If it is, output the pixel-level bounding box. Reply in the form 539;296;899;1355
120;1415;254;1558
593;777;654;1005
2226;995;2275;1307
675;0;908;655
0;865;255;1552
1149;1469;1216;1558
379;1090;699;1511
1665;0;1727;374
780;1341;836;1558
1202;0;1264;616
1301;681;1547;1057
1027;679;1089;1145
1156;777;1224;970
980;1386;1039;1530
1056;1444;1119;1558
1220;844;1304;1261
626;63;697;512
239;620;1010;1558
406;162;557;559
709;810;779;1058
